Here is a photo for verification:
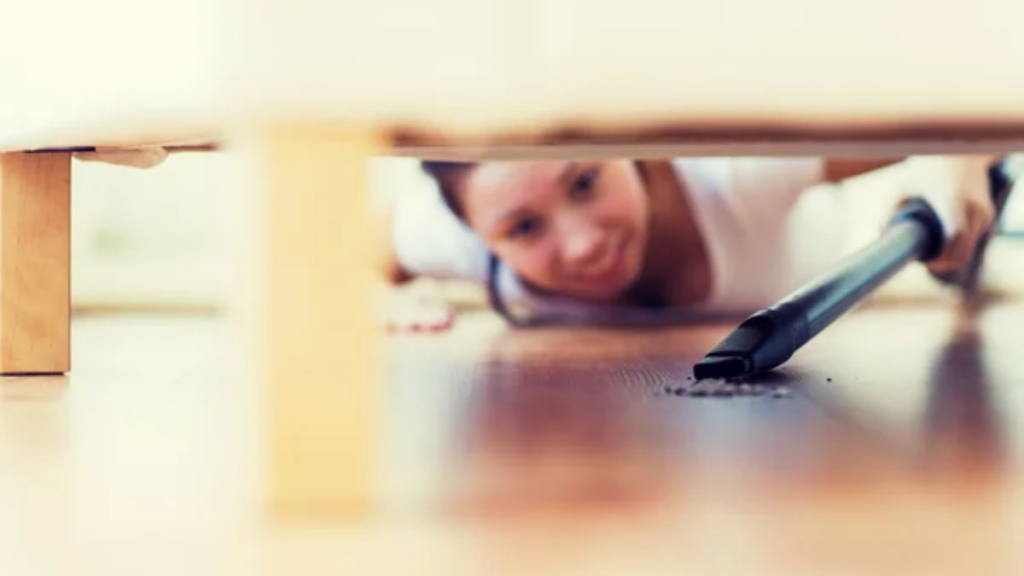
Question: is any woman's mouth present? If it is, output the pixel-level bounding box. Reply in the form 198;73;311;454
578;238;629;287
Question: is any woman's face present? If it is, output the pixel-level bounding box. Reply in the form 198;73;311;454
460;160;650;302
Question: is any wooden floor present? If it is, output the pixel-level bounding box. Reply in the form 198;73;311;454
5;243;1024;575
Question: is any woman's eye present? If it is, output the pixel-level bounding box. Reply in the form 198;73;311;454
570;169;599;201
508;216;542;239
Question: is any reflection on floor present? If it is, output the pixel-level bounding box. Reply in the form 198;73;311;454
4;241;1024;576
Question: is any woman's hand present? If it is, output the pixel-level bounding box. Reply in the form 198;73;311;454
901;155;1000;277
383;301;455;333
378;284;456;333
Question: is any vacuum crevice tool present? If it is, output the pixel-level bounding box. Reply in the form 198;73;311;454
694;160;1016;381
692;201;942;381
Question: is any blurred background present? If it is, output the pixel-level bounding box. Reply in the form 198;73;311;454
70;153;1024;314
70;152;428;313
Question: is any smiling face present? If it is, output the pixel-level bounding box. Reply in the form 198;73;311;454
457;160;650;302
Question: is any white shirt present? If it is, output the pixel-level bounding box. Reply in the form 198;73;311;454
392;157;940;324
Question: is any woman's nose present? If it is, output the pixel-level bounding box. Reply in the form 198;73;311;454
561;221;608;269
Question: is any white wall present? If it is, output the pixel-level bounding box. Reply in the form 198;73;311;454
70;152;429;311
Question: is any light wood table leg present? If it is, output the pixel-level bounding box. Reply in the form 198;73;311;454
236;124;385;516
0;153;71;375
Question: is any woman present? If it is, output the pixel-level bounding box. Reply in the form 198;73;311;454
379;155;1001;329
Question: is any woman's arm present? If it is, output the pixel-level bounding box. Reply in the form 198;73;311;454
375;173;495;286
373;188;456;333
825;155;1004;277
376;204;415;285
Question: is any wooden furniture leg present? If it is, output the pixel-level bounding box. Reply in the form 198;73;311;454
238;124;385;516
0;152;71;375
